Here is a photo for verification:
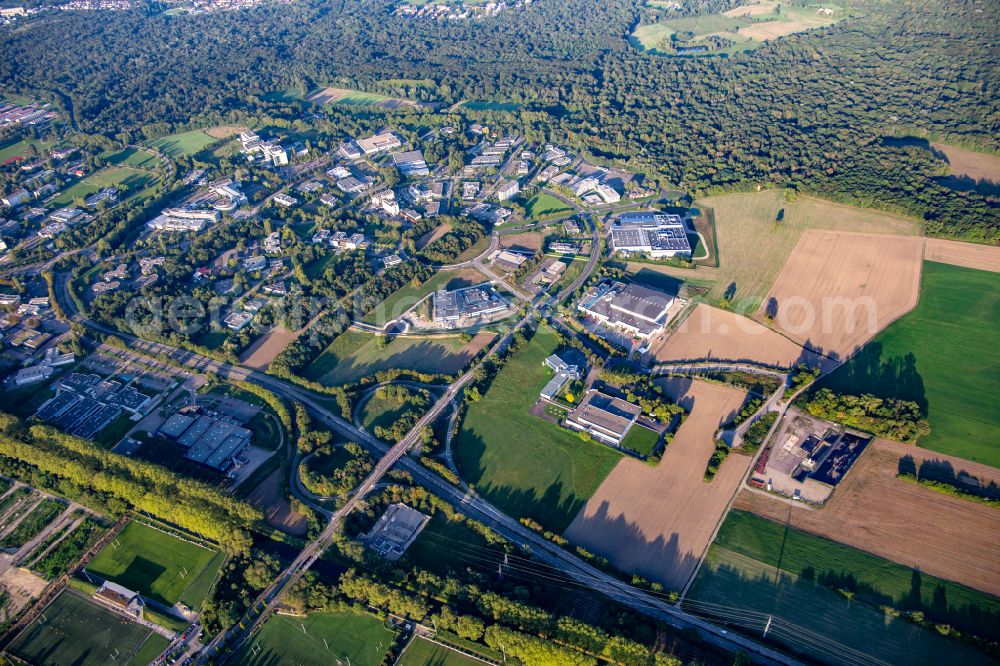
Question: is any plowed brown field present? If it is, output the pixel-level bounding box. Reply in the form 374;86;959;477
734;439;1000;597
759;231;923;359
565;379;749;591
651;303;829;369
924;238;1000;274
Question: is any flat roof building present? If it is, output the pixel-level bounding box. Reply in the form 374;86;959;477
363;503;430;560
578;281;675;339
393;150;429;177
564;389;642;445
609;211;691;259
356;132;402;156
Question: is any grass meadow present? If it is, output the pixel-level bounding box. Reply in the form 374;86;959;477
525;192;573;220
453;324;622;532
147;129;217;157
306;330;483;386
48;167;154;207
620;425;661;457
86;520;224;609
686;511;999;665
8;590;169;666
817;261;1000;466
231;610;395;666
102;146;159;168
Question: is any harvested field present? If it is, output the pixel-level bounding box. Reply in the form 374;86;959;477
693;190;921;309
650;303;828;369
734;438;1000;597
759;230;923;359
416;223;452;250
932;142;1000;184
245;468;309;536
205;125;247;139
722;0;777;16
500;231;545;252
240;325;297;370
564;378;749;591
924;238;1000;273
739;19;820;40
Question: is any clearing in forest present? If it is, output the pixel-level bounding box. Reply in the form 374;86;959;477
565;378;749;591
759;230;923;359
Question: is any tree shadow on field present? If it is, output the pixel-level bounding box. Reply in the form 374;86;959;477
813;342;927;412
567;500;699;592
119;556;167;602
897;455;1000;500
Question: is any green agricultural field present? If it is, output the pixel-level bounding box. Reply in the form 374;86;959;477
525;192;573;220
147;129;217;157
620;425;661;457
48;167;153;207
231;610;396;666
87;520;224;609
102;146;158;168
686;511;1000;665
454;325;622;532
8;589;169;666
306;330;484;386
399;637;484;666
817;262;1000;466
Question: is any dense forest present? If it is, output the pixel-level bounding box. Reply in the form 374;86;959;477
1;0;997;238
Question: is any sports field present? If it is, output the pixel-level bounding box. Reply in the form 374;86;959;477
454;325;622;532
399;637;484;665
307;330;494;386
686;511;1000;665
147;128;217;157
49;167;153;207
231;610;395;666
86;520;224;609
817;262;1000;466
670;190;921;311
525;192;572;220
8;589;169;666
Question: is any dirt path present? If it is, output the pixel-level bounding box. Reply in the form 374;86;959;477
734;439;1000;596
924;238;1000;273
564;379;750;591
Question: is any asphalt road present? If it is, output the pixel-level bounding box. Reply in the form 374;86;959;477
54;265;801;666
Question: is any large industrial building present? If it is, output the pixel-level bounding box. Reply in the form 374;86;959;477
432;284;509;323
577;281;675;339
158;408;251;473
146;208;219;232
608;211;691;259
